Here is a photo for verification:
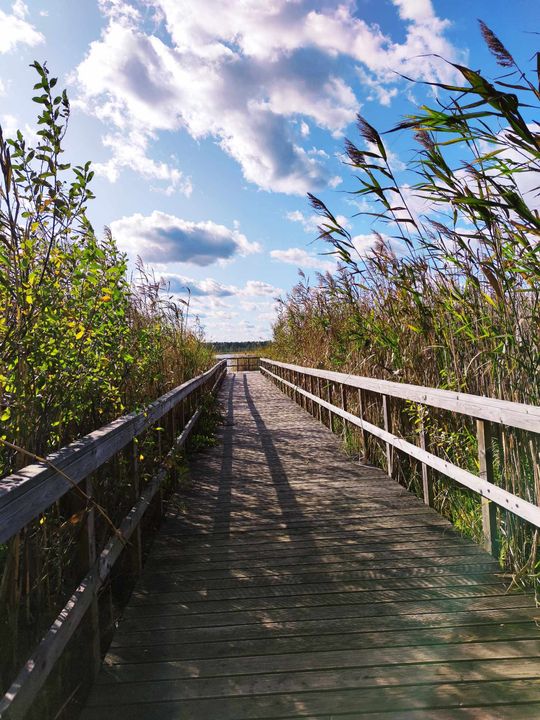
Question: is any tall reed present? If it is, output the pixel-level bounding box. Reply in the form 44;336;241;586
272;23;540;583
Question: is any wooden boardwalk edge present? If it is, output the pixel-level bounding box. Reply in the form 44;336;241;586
80;371;540;720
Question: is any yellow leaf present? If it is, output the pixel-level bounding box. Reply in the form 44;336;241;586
75;327;85;340
100;294;111;302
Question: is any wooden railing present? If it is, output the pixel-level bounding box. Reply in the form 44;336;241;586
260;359;540;554
0;360;226;720
216;355;260;372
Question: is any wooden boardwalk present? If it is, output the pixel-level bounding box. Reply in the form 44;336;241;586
81;372;540;720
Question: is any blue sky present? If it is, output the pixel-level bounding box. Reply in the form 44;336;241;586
0;0;538;340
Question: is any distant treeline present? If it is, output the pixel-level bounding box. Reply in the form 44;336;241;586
210;341;271;354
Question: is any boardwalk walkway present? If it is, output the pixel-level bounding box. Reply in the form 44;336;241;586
81;372;540;719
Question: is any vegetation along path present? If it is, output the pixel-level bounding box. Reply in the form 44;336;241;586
81;371;540;720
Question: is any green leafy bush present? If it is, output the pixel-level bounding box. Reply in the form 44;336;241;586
0;62;213;476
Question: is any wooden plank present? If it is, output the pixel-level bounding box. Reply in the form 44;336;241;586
106;621;536;661
128;584;511;614
106;605;540;650
153;523;464;549
88;657;540;704
119;593;535;629
148;543;489;570
146;541;487;570
148;534;481;561
477;419;500;556
132;573;505;604
80;680;540;720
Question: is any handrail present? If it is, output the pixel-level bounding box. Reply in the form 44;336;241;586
218;355;260;371
260;359;540;537
0;360;226;720
261;359;540;434
0;361;225;543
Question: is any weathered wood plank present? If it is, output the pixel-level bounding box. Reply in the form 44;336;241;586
81;679;540;720
96;640;540;685
105;621;537;662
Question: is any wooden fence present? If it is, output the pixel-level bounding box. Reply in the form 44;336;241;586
216;355;260;372
260;358;540;556
0;360;226;720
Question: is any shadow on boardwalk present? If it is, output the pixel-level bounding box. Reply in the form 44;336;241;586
80;372;540;720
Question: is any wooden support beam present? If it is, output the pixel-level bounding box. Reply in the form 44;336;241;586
477;419;500;558
358;389;369;460
382;394;393;477
82;477;101;676
420;421;433;507
341;384;347;442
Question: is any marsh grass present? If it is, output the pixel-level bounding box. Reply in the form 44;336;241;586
272;23;540;585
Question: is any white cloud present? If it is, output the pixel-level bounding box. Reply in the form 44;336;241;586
286;209;350;233
270;247;336;272
356;67;398;107
161;274;280;298
110;211;260;266
73;18;344;195
393;0;435;23
242;280;280;296
1;114;18;137
0;1;43;53
94;129;192;196
72;0;462;195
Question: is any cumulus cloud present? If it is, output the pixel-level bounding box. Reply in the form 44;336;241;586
286;208;350;233
270;247;336;272
72;0;461;195
94;129;192;196
0;114;18;138
0;1;43;53
161;274;280;298
110;211;260;266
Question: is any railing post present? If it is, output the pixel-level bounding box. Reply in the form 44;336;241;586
130;440;143;574
420;420;433;506
382;394;393;477
83;477;101;675
328;382;333;431
477;419;500;558
317;377;322;422
341;383;347;442
358;389;369;460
